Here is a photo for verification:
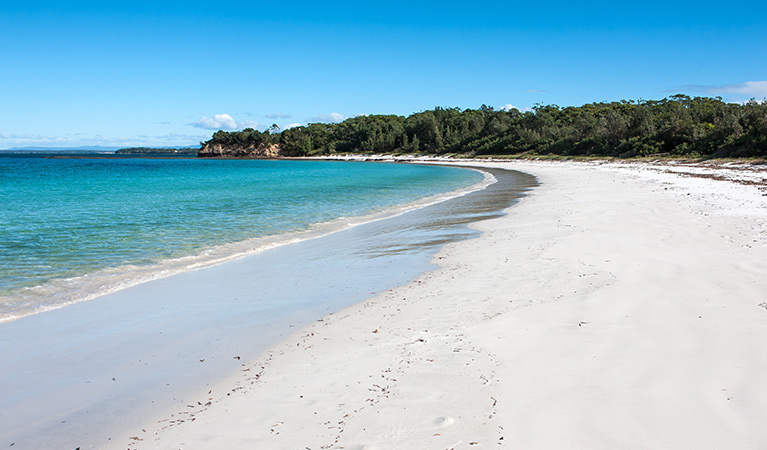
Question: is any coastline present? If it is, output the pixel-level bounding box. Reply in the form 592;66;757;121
0;161;489;323
0;164;533;449
112;159;767;449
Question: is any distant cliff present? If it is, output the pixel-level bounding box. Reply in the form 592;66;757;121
197;128;287;158
197;142;283;158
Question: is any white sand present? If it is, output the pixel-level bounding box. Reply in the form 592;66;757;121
112;160;767;450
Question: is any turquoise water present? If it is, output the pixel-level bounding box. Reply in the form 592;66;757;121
0;154;483;319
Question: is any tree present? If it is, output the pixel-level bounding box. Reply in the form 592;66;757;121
201;97;766;159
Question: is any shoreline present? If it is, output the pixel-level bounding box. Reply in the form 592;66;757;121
0;162;490;324
0;164;534;450
112;159;767;449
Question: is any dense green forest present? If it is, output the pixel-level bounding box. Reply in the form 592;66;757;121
202;95;767;158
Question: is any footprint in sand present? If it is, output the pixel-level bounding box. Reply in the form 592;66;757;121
434;416;455;428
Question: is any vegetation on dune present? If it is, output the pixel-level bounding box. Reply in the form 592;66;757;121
201;95;767;159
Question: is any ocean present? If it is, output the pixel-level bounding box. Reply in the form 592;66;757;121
0;153;537;449
0;153;484;321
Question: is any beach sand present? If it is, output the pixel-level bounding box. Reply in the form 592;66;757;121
110;160;767;450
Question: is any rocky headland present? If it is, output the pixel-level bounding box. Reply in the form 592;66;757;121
197;142;283;158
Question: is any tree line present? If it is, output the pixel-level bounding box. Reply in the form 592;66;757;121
202;95;767;158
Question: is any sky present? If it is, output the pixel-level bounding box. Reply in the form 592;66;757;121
1;0;766;149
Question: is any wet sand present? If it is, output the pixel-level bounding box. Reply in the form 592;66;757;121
0;165;534;449
109;159;767;450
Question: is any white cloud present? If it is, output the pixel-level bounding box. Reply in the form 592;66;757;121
679;81;767;100
713;81;767;97
264;112;293;119
192;114;238;130
500;104;532;113
283;123;302;129
191;114;260;131
0;132;210;149
0;133;72;146
307;112;346;123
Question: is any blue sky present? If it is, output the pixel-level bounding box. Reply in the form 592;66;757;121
1;0;766;149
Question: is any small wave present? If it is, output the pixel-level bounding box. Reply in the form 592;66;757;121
0;168;494;323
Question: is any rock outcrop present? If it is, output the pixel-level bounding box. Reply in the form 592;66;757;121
198;142;283;158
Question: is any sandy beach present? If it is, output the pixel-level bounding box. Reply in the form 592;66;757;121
109;159;767;450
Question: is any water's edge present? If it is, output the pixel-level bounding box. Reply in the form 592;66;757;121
0;164;491;323
0;165;538;450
